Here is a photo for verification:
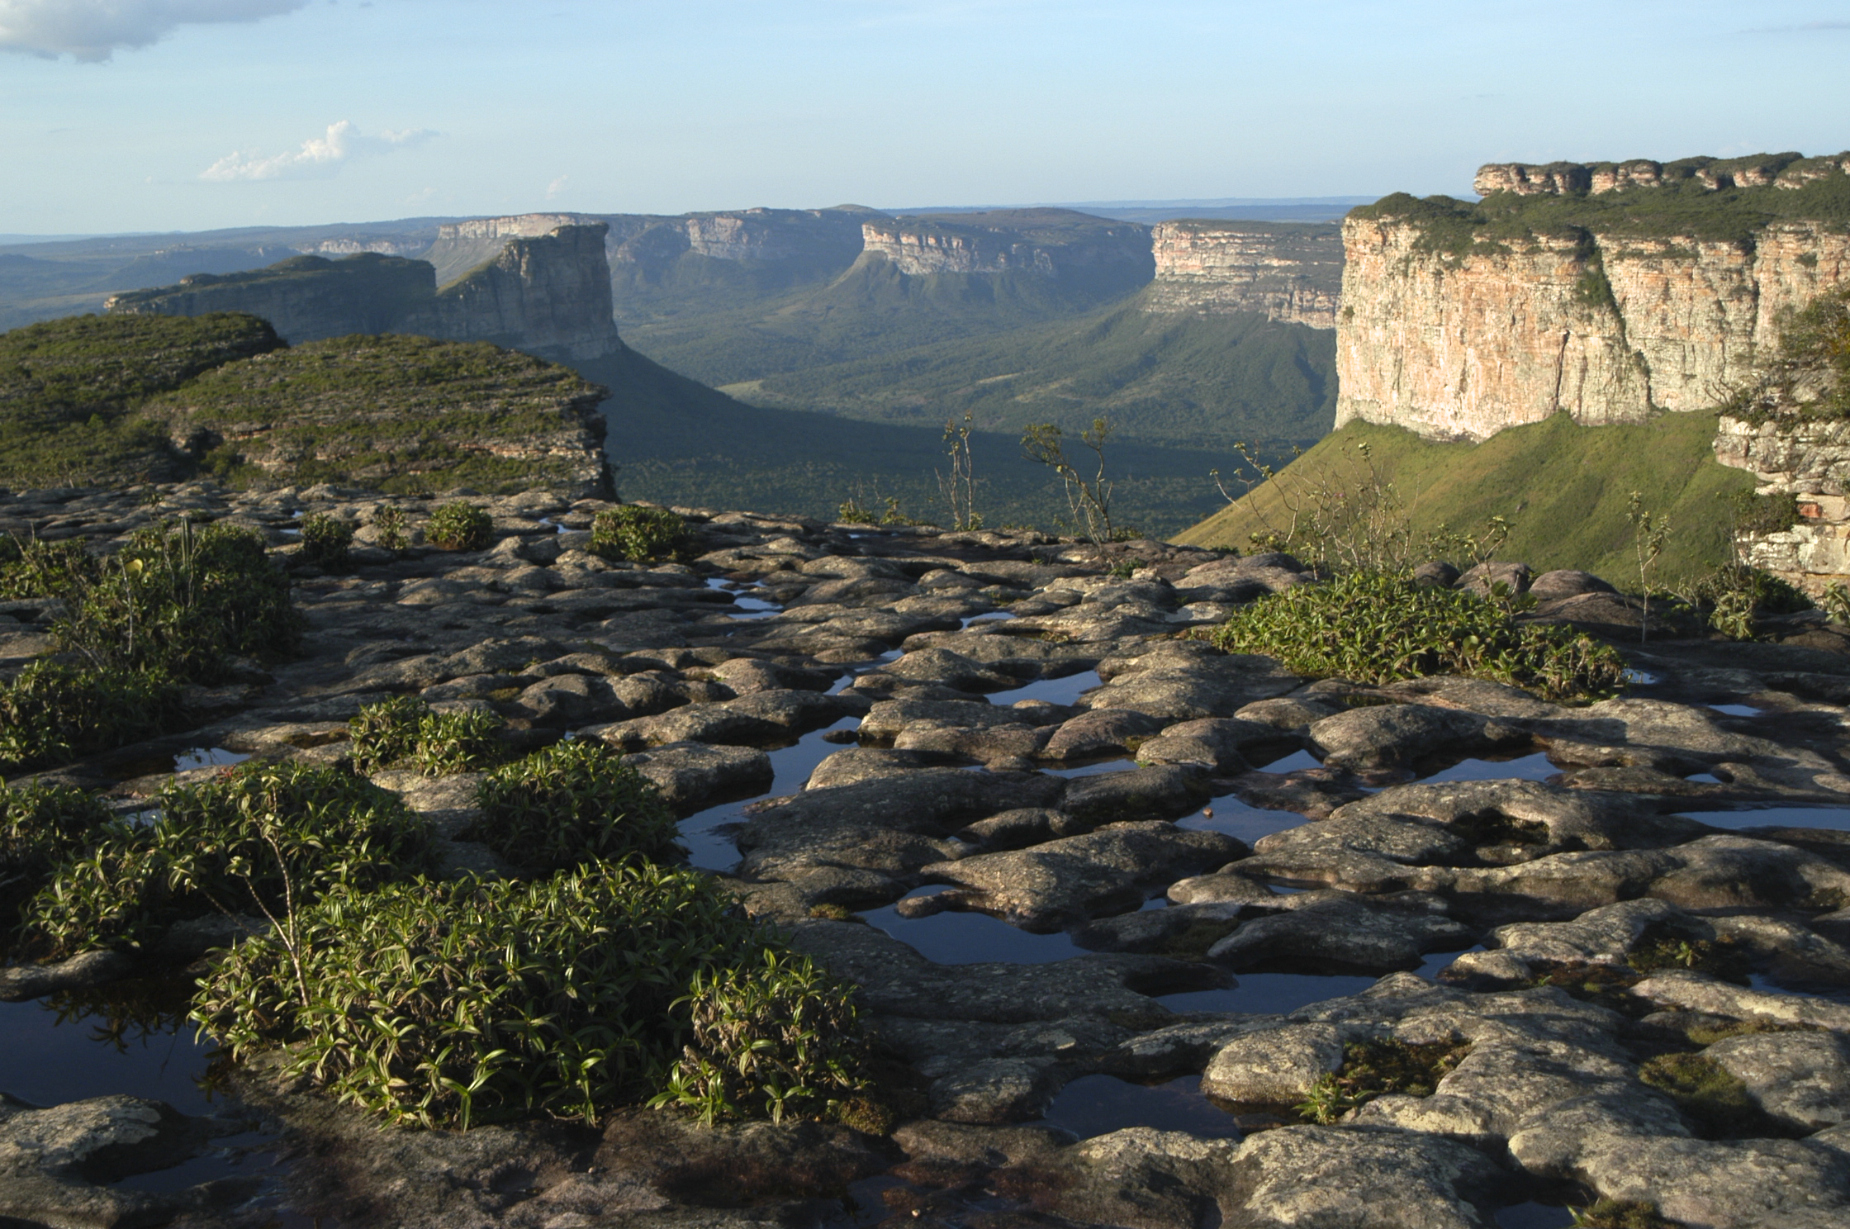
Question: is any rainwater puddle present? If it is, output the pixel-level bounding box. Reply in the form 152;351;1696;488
1414;945;1485;979
1709;703;1763;717
1682;805;1850;833
0;996;217;1115
1686;773;1723;785
862;887;1086;964
990;669;1101;707
1039;1073;1240;1140
1623;669;1660;685
677;716;862;870
1179;794;1307;845
1252;749;1321;773
1418;752;1558;784
1496;1203;1575;1229
173;747;251;772
1156;972;1378;1016
113;1131;281;1194
960;611;1015;628
1044;757;1134;779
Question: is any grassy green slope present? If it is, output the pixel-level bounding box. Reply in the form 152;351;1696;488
725;295;1336;450
580;345;1260;539
623;253;1156;389
1174;412;1754;585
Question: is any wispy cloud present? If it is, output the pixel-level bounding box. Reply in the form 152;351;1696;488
0;0;307;62
201;121;437;182
546;175;570;200
1738;19;1850;33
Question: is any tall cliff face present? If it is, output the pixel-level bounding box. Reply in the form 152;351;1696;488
859;209;1153;282
410;224;621;362
1336;154;1850;442
105;221;622;363
602;208;872;285
1141;220;1342;328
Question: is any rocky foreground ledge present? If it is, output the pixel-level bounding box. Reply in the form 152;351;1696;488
5;481;1850;1228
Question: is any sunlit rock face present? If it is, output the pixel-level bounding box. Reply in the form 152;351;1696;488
1141;220;1342;329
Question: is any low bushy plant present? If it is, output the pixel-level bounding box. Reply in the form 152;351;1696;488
20;761;433;957
591;506;690;563
52;520;298;683
0;536;98;599
1211;570;1627;703
0;780;113;924
1296;1037;1471;1123
298;514;354;569
369;503;409;552
193;862;861;1130
426;501;493;551
652;947;867;1125
347;697;505;775
468;740;678;873
0;661;184;773
347;695;427;772
1689;562;1813;640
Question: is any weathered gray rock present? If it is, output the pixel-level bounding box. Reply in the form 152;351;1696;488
1221;1125;1508;1229
1309;702;1529;772
921;821;1244;929
0;950;134;1002
1084;643;1300;721
1061;764;1213;825
1043;708;1167;761
623;741;773;813
1707;1031;1850;1132
1206;892;1476;973
1134;717;1290;774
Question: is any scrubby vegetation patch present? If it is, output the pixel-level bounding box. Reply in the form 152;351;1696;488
467;739;679;874
591;505;690;563
348;697;507;776
193;863;865;1130
1211;569;1626;703
426;500;493;551
1296;1036;1473;1123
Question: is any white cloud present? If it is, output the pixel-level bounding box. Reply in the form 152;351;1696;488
201;121;437;182
0;0;308;62
546;175;570;199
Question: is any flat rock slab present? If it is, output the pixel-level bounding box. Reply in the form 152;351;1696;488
921;821;1246;929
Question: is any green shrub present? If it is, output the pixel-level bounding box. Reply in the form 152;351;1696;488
651;947;867;1125
468;740;678;873
1295;1037;1472;1123
193;862;861;1129
52;520;298;683
426;501;493;551
20;761;432;958
369;504;409;552
0;536;98;600
347;695;427;773
0;661;184;773
348;697;505;776
1691;562;1813;640
1211;570;1627;703
412;709;505;776
0;780;113;925
298;514;353;569
591;506;690;563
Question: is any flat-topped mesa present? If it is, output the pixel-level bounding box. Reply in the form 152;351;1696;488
1336;151;1850;443
1142;220;1343;328
106;219;623;364
410;223;621;363
858;209;1153;279
602;207;872;281
1472;152;1850;197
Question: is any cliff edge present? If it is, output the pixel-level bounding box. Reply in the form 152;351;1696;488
1141;219;1342;328
106;220;622;364
1336;152;1850;442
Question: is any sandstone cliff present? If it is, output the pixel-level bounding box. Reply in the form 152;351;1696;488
105;221;622;364
1336;153;1850;442
602;207;872;287
859;209;1152;282
1141;220;1342;328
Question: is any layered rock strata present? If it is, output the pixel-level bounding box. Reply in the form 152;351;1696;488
859;209;1153;281
1338;157;1850;442
106;221;622;363
1143;220;1343;327
7;484;1850;1226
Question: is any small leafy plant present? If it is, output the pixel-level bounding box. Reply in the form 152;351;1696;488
347;697;506;775
0;779;114;926
369;503;409;552
426;501;494;551
1023;418;1117;546
1296;1037;1471;1123
193;862;864;1130
652;947;867;1125
298;514;354;569
591;506;691;563
0;661;184;774
1568;1199;1672;1229
467;740;679;874
1212;569;1626;703
20;760;433;958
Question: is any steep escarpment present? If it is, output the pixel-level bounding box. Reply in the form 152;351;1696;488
105;221;622;364
858;209;1152;290
1142;220;1343;328
1336;152;1850;442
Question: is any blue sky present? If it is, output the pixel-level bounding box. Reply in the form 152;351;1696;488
2;0;1847;235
